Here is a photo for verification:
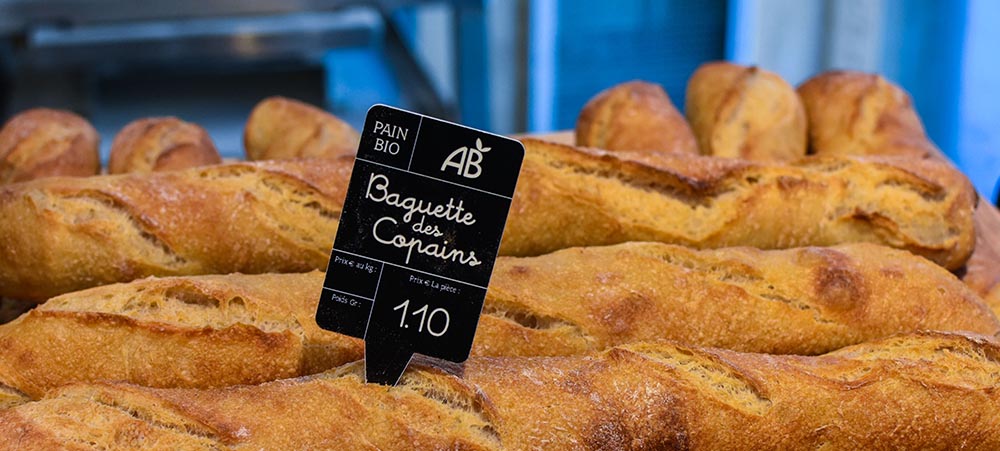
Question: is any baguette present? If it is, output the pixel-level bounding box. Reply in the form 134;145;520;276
0;140;976;299
3;332;999;450
685;62;807;161
576;80;699;154
0;108;100;183
503;139;975;269
244;96;360;161
2;242;995;401
0;272;362;401
798;70;935;158
0;157;352;300
109;117;221;174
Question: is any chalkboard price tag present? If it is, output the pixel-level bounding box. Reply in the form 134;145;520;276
315;104;524;385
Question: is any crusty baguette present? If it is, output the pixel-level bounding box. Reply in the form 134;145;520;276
481;242;998;356
2;332;999;450
576;80;699;154
0;108;100;183
0;272;362;401
685;62;807;160
503;139;975;269
798;70;935;158
0;157;352;300
109;117;221;174
2;242;995;401
244;96;360;161
0;140;976;299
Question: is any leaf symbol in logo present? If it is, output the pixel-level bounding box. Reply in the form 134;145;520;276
475;138;491;153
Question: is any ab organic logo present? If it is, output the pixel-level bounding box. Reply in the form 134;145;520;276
441;138;491;179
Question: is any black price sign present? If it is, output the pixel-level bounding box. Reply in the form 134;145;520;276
315;104;524;385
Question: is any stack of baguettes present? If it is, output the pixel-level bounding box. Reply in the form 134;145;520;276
1;67;999;450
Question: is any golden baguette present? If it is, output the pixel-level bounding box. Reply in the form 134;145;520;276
108;117;221;174
575;80;699;154
798;70;935;158
504;139;975;267
2;332;999;450
0;108;100;184
0;140;976;299
0;158;352;300
685;62;807;161
2;242;995;402
243;96;360;161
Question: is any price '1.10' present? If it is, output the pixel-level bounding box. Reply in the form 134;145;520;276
392;300;450;337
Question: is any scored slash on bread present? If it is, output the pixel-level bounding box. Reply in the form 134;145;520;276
0;158;353;300
0;139;977;299
2;332;999;450
0;242;995;403
504;139;976;268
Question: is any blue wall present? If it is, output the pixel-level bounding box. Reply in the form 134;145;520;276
528;0;727;131
958;0;1000;200
887;0;1000;198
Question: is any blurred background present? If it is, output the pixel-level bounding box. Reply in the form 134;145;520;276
0;0;997;197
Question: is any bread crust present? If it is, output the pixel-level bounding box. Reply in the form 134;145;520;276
798;70;936;157
482;242;999;356
502;139;976;270
0;108;99;183
243;96;360;161
0;272;361;400
685;62;807;160
2;332;999;450
0;157;351;300
576;81;699;154
109;117;221;174
1;242;994;402
0;140;977;299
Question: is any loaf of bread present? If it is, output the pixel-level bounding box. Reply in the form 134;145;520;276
576;80;699;154
0;157;351;300
3;332;999;450
685;62;807;161
244;96;360;161
481;242;998;356
0;272;362;400
502;139;975;269
2;242;995;401
798;70;935;157
0;140;977;299
108;117;221;174
0;108;99;183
